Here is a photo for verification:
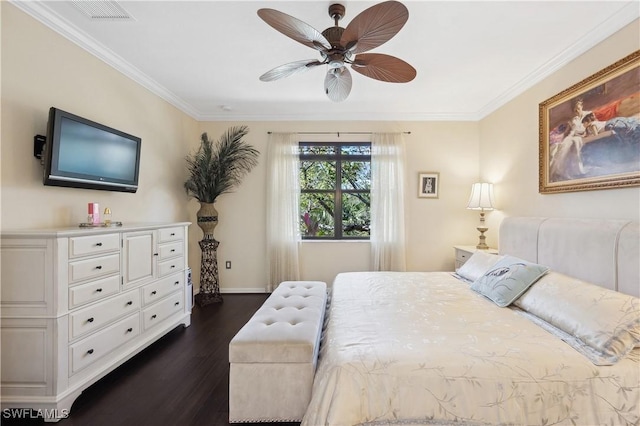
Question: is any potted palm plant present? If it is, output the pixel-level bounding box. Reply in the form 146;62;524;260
184;126;259;305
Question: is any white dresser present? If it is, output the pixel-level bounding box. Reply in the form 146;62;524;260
0;222;191;421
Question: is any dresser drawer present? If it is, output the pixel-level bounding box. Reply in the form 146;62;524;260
69;233;119;258
158;227;184;243
157;256;183;277
455;249;472;263
158;241;183;260
69;291;140;340
142;292;183;331
142;273;184;306
69;313;140;374
69;275;120;309
69;254;120;284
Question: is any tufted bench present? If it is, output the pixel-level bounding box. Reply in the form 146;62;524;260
228;280;328;423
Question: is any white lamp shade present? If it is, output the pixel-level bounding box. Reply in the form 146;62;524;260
467;182;495;210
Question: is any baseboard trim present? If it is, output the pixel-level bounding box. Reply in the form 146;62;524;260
193;287;268;295
220;287;268;294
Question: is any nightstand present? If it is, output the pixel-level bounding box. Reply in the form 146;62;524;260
454;245;499;270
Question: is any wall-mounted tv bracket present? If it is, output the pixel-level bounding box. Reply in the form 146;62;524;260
34;135;46;164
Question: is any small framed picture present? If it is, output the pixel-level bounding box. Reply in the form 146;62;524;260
418;172;439;198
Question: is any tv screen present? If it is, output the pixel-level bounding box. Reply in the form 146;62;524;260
43;108;141;193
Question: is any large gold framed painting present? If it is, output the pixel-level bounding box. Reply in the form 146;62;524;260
539;50;640;194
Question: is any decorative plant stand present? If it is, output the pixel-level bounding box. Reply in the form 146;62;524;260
195;237;223;306
195;202;223;306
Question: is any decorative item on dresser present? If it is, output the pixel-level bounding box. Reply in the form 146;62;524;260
0;222;191;421
466;182;495;249
184;127;259;306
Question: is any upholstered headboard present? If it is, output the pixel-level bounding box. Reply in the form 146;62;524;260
499;217;639;297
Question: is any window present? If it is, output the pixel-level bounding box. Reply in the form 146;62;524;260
299;142;371;239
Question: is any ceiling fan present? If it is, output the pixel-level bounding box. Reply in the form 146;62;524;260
257;1;417;102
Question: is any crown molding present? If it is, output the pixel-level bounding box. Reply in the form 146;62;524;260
9;0;201;119
195;110;481;122
11;0;639;123
475;1;639;120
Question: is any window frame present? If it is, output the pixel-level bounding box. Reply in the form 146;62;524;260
299;141;371;240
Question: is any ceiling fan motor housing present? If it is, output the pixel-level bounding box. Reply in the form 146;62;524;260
257;1;415;102
322;26;344;49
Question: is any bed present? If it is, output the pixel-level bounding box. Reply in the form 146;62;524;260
302;217;640;426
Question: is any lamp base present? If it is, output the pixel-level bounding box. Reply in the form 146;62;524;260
476;226;489;250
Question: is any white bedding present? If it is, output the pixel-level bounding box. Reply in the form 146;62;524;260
302;272;640;426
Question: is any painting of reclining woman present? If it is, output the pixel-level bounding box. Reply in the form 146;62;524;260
539;50;640;193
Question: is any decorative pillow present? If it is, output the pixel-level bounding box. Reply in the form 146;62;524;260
515;271;640;365
470;255;549;307
456;251;503;283
513;308;624;366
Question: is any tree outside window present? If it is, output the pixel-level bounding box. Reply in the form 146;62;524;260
299;142;371;239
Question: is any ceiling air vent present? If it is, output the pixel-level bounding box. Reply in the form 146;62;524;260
70;0;134;20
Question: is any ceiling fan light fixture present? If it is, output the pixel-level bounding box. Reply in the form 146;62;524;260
257;1;415;102
330;65;345;75
328;53;345;69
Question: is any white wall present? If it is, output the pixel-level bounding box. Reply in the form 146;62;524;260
196;121;480;290
1;3;481;294
8;3;635;294
1;3;198;230
479;20;640;248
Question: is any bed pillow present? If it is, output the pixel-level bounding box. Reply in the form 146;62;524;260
470;255;549;307
455;251;503;283
514;271;640;365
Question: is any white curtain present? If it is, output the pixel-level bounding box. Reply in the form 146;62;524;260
266;133;301;291
370;133;407;271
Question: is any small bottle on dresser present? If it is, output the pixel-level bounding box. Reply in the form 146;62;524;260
88;203;100;225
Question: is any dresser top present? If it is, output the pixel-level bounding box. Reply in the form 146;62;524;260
1;222;191;238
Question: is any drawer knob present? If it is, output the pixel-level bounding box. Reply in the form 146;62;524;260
96;288;103;293
170;233;176;236
95;242;103;247
95;265;102;270
87;317;94;323
87;349;94;355
174;301;180;306
126;301;133;306
174;281;179;285
126;328;133;333
171;249;176;253
151;291;157;295
154;253;159;256
151;314;157;319
170;265;176;269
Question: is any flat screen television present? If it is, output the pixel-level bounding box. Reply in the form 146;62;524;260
43;107;141;193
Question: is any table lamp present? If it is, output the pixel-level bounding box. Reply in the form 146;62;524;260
466;182;495;249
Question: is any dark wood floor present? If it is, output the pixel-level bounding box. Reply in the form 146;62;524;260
4;294;300;426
